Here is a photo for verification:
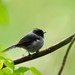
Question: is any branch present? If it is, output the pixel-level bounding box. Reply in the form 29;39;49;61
3;34;75;67
58;35;75;75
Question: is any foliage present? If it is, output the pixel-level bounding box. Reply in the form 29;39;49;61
0;55;42;75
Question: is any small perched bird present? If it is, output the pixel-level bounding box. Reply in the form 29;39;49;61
3;28;46;55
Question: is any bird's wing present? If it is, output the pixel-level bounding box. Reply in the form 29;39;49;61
16;33;40;47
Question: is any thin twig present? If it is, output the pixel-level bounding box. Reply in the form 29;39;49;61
58;35;75;75
3;34;75;68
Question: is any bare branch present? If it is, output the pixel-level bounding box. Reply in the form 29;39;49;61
58;35;75;75
3;34;75;68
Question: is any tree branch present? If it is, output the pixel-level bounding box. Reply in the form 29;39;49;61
58;35;75;75
3;34;75;68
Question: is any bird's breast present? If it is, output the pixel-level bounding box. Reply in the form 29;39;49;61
25;38;44;52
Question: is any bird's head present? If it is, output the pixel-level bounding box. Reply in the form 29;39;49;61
33;28;46;38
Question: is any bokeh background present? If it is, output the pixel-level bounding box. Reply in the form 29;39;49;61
0;0;75;75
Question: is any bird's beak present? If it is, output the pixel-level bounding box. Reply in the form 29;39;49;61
44;31;46;34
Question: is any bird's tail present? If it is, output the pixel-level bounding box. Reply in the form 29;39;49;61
3;45;16;52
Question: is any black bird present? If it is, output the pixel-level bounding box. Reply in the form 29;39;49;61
3;28;46;55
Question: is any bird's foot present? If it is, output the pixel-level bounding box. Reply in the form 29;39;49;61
28;52;31;57
35;50;39;55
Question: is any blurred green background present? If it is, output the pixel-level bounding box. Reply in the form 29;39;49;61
0;0;75;75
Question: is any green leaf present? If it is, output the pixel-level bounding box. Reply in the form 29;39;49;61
0;60;3;69
0;56;6;60
3;67;13;75
30;67;42;75
12;67;29;75
4;58;14;70
0;56;14;70
0;0;8;24
0;69;4;75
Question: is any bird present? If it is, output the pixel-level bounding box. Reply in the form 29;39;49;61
3;28;46;55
